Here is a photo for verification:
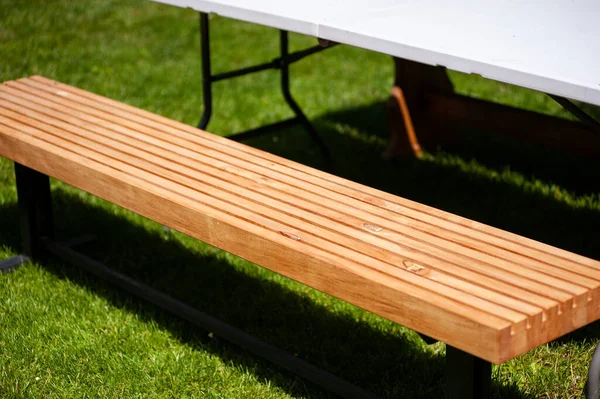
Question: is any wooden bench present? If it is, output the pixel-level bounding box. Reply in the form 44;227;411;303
2;76;600;398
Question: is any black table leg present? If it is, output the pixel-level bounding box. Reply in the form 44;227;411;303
196;12;332;162
198;12;212;131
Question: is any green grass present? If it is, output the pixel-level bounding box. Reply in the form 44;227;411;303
1;0;600;398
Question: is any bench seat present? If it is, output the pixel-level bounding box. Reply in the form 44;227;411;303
1;76;600;365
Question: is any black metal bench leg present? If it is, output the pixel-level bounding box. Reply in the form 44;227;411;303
15;163;54;257
586;341;600;398
0;163;54;272
445;345;491;399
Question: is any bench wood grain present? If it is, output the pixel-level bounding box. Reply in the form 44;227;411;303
1;76;600;364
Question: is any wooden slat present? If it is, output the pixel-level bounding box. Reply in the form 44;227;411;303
2;76;600;364
3;79;596;314
0;97;536;330
0;116;513;363
8;81;599;289
0;87;580;308
27;76;599;272
0;79;592;346
24;74;600;304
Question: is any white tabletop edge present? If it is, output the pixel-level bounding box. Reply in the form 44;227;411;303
321;26;600;107
154;0;319;36
153;0;600;107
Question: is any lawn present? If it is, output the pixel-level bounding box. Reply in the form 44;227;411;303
1;0;600;398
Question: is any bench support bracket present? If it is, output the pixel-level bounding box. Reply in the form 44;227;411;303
445;345;491;399
197;12;332;162
1;163;54;272
15;162;54;257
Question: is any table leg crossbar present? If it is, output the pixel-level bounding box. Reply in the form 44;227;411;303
548;94;600;133
197;12;333;162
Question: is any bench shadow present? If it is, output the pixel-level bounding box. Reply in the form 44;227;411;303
1;183;527;398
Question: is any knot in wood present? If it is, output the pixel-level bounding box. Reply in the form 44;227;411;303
279;231;301;241
363;223;382;232
402;260;428;275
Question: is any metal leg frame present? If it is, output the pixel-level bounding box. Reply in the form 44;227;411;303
445;346;491;399
548;94;600;133
0;163;54;272
198;13;331;162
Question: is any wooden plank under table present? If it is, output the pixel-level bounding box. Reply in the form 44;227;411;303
1;76;600;376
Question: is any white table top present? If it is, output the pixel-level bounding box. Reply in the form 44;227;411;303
155;0;600;107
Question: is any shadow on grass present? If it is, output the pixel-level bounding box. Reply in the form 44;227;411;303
2;100;599;398
0;191;519;399
0;190;529;399
249;101;600;257
0;191;438;398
